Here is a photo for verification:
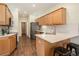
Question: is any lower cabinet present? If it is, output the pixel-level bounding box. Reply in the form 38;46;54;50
36;37;45;56
36;37;70;56
9;35;16;54
0;34;16;56
0;37;10;55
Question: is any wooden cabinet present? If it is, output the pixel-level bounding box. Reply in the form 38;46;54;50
52;8;66;25
0;4;6;25
38;17;44;25
36;37;70;56
36;37;45;55
36;15;48;25
0;37;10;55
0;4;12;26
0;34;16;56
6;7;12;25
9;35;16;54
36;7;66;25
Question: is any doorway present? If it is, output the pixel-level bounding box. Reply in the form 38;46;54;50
21;22;27;36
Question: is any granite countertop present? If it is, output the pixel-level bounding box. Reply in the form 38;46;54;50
36;33;79;43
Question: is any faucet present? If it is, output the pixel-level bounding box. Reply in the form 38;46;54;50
53;25;56;35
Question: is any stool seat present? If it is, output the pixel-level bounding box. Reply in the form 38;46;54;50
67;43;79;56
54;47;71;56
67;43;79;49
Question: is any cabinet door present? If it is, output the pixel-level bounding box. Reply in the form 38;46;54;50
0;5;6;25
6;7;11;25
52;8;66;25
36;37;45;55
47;13;53;25
38;16;49;25
36;18;41;25
43;15;49;25
0;37;10;55
9;35;16;53
38;17;44;25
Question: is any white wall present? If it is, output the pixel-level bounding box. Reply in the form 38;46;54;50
8;7;20;41
8;6;28;38
27;16;30;37
10;8;19;33
27;15;34;37
28;3;79;44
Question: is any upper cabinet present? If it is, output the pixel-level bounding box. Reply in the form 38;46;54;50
36;16;48;25
52;8;66;25
36;7;66;25
0;4;12;26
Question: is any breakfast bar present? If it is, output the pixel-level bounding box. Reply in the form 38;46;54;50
36;33;79;56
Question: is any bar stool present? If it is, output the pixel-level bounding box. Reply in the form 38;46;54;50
53;47;71;56
67;43;79;56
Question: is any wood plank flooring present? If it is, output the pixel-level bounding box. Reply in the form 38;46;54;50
11;35;36;56
10;35;76;56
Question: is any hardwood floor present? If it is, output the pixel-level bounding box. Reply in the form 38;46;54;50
11;35;36;56
10;35;76;56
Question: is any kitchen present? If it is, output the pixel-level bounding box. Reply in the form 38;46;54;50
0;3;79;56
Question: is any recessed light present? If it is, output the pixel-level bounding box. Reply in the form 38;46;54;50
32;4;36;7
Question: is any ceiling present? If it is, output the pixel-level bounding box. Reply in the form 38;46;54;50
7;3;57;18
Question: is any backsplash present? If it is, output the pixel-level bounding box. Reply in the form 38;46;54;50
0;26;10;35
40;23;78;34
41;25;54;34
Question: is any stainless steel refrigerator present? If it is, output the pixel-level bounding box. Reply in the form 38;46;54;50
30;22;41;40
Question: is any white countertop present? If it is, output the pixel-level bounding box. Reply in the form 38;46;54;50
36;33;79;43
0;33;16;37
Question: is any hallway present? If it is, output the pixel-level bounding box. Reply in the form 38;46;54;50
11;35;36;56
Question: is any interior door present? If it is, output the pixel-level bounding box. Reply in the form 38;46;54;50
21;22;26;36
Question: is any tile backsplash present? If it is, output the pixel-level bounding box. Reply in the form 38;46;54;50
41;25;54;34
0;26;10;35
40;23;79;34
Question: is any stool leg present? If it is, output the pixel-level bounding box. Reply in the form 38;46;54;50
67;45;71;50
59;54;62;56
70;47;72;51
75;49;78;56
67;47;72;56
67;45;69;50
69;53;71;56
53;51;55;56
